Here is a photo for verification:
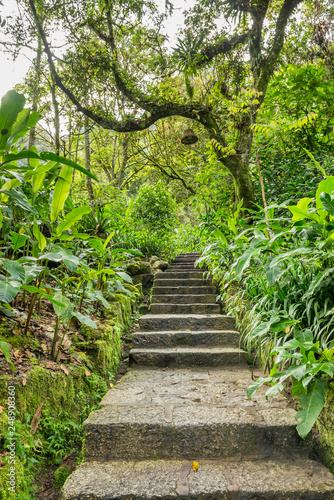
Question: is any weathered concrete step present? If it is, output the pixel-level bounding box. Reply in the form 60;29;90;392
60;458;334;499
150;303;220;314
153;278;211;287
132;330;240;348
139;314;235;331
83;402;307;460
153;286;216;295
151;294;217;304
129;347;247;367
156;271;205;280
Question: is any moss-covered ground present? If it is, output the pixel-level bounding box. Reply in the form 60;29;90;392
0;287;142;499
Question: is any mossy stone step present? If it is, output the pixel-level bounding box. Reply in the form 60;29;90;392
139;313;235;331
132;330;240;348
153;278;211;287
155;271;205;280
129;347;247;368
153;285;216;295
151;294;217;304
150;303;220;314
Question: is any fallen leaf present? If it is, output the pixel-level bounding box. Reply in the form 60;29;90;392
85;370;91;377
192;461;199;472
0;406;4;413
22;378;27;386
60;364;69;375
30;402;44;435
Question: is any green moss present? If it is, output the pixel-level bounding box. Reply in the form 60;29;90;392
95;338;121;377
0;366;108;421
315;385;334;473
79;323;115;342
54;465;72;490
0;460;30;500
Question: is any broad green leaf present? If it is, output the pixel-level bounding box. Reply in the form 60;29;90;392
235;248;258;281
0;282;20;303
103;232;114;249
296;377;327;439
265;383;284;398
116;271;132;283
0;341;15;372
33;221;47;251
295;330;313;343
320;192;334;217
52;291;73;321
316;177;334;209
2;150;40;165
0;305;15;317
0;90;25;151
9;231;29;252
1;189;37;215
271;318;298;333
56;206;91;236
3;260;25;281
0;179;22;201
40;152;99;181
50;165;73;222
247;376;272;399
72;311;97;329
287;205;319;223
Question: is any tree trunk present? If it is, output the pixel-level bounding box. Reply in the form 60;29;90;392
84;115;94;206
29;35;42;150
50;77;60;155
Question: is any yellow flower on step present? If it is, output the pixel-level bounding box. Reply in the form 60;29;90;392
192;461;199;472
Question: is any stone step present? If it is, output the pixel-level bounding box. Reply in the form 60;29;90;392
150;303;220;314
60;458;334;500
167;266;205;271
156;271;205;280
153;285;216;295
129;347;247;368
172;259;199;265
84;402;307;460
153;278;211;287
151;294;217;304
132;330;240;348
139;314;235;331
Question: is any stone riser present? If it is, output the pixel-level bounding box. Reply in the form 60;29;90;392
150;303;220;314
60;458;334;500
156;271;205;280
132;330;240;348
166;267;205;272
151;294;217;304
129;348;247;367
154;278;211;287
153;286;216;295
84;420;309;461
139;314;235;331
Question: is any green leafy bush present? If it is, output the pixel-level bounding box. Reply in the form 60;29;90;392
198;174;334;439
128;181;178;234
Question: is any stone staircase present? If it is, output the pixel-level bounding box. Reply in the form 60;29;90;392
61;252;334;499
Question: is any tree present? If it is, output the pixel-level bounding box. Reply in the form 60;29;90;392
25;0;307;211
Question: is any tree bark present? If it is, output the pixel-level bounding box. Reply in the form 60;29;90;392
29;35;42;150
84;115;94;206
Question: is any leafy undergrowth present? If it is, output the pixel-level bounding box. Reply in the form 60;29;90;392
0;292;141;499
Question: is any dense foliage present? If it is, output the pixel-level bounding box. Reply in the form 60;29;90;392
0;0;334;495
